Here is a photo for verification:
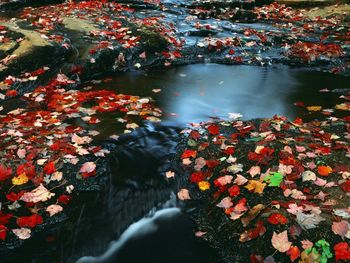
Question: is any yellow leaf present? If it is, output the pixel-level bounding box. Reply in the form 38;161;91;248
306;106;322;112
335;103;350;111
12;173;29;185
245;180;266;194
198;181;210;191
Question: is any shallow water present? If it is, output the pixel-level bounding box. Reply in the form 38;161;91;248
90;64;350;138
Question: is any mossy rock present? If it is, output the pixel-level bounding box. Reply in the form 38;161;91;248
135;26;168;53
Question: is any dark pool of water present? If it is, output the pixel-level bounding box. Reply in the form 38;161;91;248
90;64;350;138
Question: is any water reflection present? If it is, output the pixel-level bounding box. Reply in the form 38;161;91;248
95;64;349;128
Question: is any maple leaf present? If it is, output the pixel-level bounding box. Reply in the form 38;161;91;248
0;225;7;241
0;164;12;181
165;170;175;179
214;175;233;186
332;221;350;240
43;161;56;175
12;173;29;186
306;106;322;111
228;185;240;197
46;204;63;217
177;189;191;201
302;170;316;182
245;180;266;194
296;212;325;229
17;214;43;228
271;231;292;253
12;228;31;240
198;181;210;191
234;174;248;185
17;149;26;159
228;198;248;220
207;124;220;135
181;149;197;159
79;162;96;174
248;166;260;177
287;246;300;262
20;184;55;203
241;204;265;227
267;213;288;225
227;163;243;174
239;220;266;242
263;172;283;187
217;197;233;209
334;242;350;262
301;240;314;250
317;166;332;177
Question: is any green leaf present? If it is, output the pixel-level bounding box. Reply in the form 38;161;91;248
315;239;333;263
187;139;197;147
219;157;227;162
246;137;263;142
263;172;283;187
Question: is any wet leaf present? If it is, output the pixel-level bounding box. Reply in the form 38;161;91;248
332;221;349;239
245;180;266;194
241;204;265;227
12;228;31;240
271;231;292;253
263;172;283;187
177;189;191;201
12;173;29;185
198;181;210;191
46;204;63;217
287;246;300;262
20;184;55;203
267;213;288;225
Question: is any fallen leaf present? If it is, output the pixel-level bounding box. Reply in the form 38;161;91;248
46;205;63;217
317;165;332;177
12;173;29;186
177;189;191;200
306;106;322;111
271;231;292;253
245;180;266;194
165;170;175;179
268;213;288;225
248;166;260;177
287;246;300;262
332;221;350;239
241;204;265;227
198;181;210;191
79;162;96;173
12;228;31;240
20;184;55;203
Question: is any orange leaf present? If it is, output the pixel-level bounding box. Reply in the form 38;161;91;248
287;246;300;262
317;165;332;177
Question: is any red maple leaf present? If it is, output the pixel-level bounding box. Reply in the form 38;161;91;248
0;164;12;181
228;185;240;197
181;149;197;159
267;213;288;225
0;225;7;241
334;242;350;262
207;124;220;135
43;161;56;175
17;214;43;228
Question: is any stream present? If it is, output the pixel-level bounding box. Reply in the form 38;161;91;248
75;64;349;263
